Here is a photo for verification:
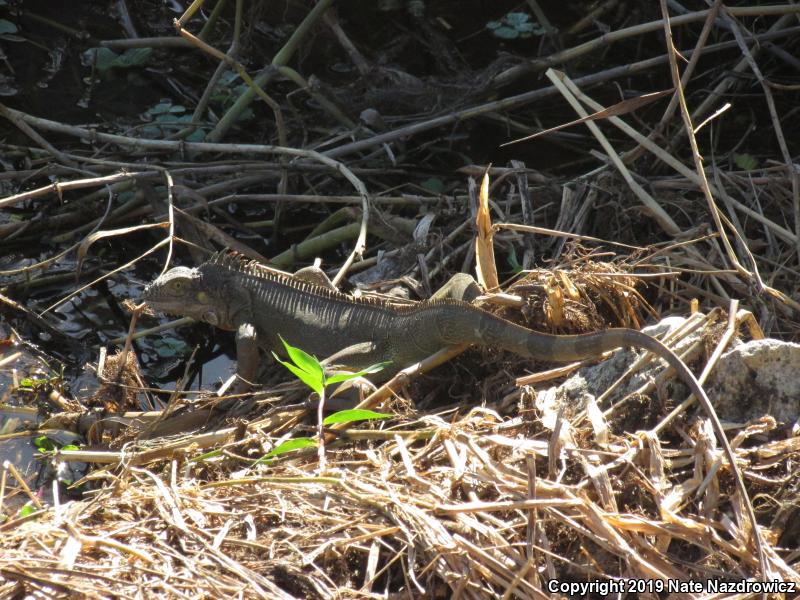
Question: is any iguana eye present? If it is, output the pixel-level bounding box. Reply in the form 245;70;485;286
169;280;184;293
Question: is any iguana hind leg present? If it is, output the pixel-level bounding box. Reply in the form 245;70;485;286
322;341;382;368
430;273;481;303
293;266;338;291
321;341;398;382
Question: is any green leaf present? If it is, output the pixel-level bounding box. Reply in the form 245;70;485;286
493;26;520;39
154;114;178;124
140;124;161;137
111;47;152;69
18;505;38;519
186;128;206;142
325;361;391;384
217;71;239;86
86;47;120;72
18;376;55;390
87;47;151;74
237;108;255;122
279;336;323;383
323;372;358;384
267;437;318;457
34;435;56;452
420;177;445;194
252;437;318;464
0;19;17;34
734;153;758;171
323;409;392;425
505;12;531;26
154;337;189;357
486;20;502;30
147;102;173;116
506;246;523;274
272;353;324;395
61;444;80;452
190;449;222;462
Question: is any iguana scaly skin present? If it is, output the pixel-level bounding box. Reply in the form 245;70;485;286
141;252;705;395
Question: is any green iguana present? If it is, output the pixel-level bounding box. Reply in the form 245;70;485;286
140;251;709;399
140;252;766;565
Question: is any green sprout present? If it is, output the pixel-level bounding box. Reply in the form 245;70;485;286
486;12;551;40
269;336;391;470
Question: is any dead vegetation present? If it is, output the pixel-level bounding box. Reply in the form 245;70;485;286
0;1;799;598
1;379;798;597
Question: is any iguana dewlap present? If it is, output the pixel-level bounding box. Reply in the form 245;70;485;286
141;252;708;401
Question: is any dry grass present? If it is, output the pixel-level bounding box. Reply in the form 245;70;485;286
1;271;798;598
1;387;798;598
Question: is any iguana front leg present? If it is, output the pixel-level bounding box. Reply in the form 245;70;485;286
230;267;336;389
235;323;260;385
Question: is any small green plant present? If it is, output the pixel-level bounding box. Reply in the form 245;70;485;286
420;177;445;194
210;71;255;122
16;504;40;520
34;424;81;453
141;100;206;142
153;336;190;358
506;246;524;275
33;435;79;454
0;1;21;40
486;12;550;40
250;436;319;466
33;434;82;488
82;47;153;76
734;153;759;171
19;376;51;390
271;336;390;470
33;435;57;452
0;18;16;35
18;367;64;391
272;335;389;396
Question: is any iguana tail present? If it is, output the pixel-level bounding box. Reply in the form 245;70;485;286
429;302;704;400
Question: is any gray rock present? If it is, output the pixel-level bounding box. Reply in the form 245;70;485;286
707;339;800;424
536;320;799;427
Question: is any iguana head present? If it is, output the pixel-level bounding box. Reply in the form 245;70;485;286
141;265;241;330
